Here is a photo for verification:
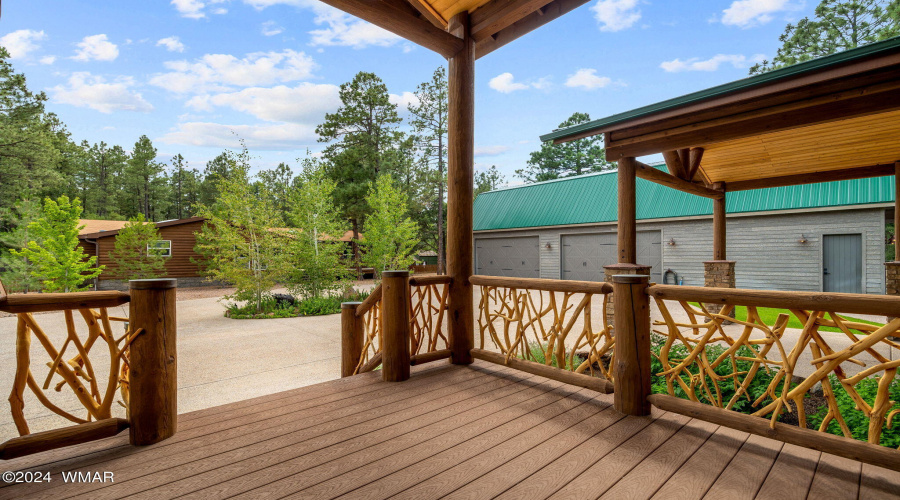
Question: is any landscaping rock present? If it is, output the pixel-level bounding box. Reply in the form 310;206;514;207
273;293;297;307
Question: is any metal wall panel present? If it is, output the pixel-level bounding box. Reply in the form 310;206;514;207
475;236;540;278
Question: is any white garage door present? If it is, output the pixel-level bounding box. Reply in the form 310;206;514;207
475;236;540;278
561;231;662;282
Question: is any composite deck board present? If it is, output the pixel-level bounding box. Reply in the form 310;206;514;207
650;425;749;500
703;434;784;499
2;360;900;500
754;443;820;499
806;453;862;500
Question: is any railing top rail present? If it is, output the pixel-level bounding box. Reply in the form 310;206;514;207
647;284;900;317
409;275;451;286
470;275;613;294
355;284;382;317
0;290;130;314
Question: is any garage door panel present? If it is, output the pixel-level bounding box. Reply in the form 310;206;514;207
561;231;661;282
475;237;540;278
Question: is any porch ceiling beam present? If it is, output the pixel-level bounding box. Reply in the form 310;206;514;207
404;0;447;28
687;147;704;182
470;0;555;42
727;163;898;191
635;161;724;199
317;0;463;58
662;150;688;179
474;0;590;59
604;78;900;159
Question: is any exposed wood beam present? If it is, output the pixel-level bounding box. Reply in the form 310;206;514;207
635;161;725;199
470;0;555;42
403;0;447;28
605;78;900;159
474;0;589;59
662;150;687;179
317;0;463;58
727;163;898;191
687;147;704;182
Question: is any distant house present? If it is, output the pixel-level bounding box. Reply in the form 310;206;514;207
474;165;894;294
78;218;362;290
78;217;208;290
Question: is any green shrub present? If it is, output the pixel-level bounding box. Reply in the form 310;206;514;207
518;341;580;370
807;374;900;447
225;290;371;319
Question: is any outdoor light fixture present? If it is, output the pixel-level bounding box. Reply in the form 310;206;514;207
799;234;808;244
667;238;676;246
545;242;552;249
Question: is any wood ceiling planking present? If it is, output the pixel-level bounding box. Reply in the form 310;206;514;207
428;0;494;20
699;109;900;183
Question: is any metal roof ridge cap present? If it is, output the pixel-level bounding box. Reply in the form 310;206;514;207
477;170;616;195
540;35;900;143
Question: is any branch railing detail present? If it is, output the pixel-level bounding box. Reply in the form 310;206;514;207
348;274;451;376
647;285;900;450
471;276;615;380
0;280;177;460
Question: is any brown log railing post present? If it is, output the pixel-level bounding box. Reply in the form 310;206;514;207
381;270;411;382
446;10;475;366
612;274;651;416
341;301;364;377
128;278;177;445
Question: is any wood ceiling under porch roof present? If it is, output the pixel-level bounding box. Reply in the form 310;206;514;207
316;0;590;59
541;36;900;192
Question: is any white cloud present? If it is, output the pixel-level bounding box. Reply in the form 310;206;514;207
171;0;228;19
157;36;185;53
489;73;529;93
158;121;318;150
660;53;766;72
262;21;284;36
0;29;47;59
721;0;795;28
565;68;612;89
186;83;340;122
389;91;419;111
39;55;57;65
51;72;153;113
592;0;641;32
73;34;119;62
149;49;317;93
475;145;511;156
308;8;401;48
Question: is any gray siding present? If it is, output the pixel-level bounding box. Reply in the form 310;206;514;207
474;208;886;294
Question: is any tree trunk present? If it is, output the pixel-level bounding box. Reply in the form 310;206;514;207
351;218;362;280
437;135;446;275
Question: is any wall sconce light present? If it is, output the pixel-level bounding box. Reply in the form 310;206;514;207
545;242;552;250
798;234;808;244
667;238;676;246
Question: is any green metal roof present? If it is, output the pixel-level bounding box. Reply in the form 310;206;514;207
540;35;900;144
473;169;895;231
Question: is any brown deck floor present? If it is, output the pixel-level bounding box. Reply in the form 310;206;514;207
2;360;900;499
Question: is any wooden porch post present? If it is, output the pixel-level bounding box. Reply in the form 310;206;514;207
712;182;726;261
128;279;177;445
446;11;475;365
612;274;651;416
618;157;637;264
705;182;736;316
382;270;411;381
340;302;364;377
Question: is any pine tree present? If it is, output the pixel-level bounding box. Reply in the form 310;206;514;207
285;157;350;299
108;214;167;281
475;166;506;197
124;135;168;219
361;174;420;278
79;141;128;218
11;196;103;292
408;66;449;274
750;0;900;74
258;162;295;223
517;112;613;183
0;199;42;292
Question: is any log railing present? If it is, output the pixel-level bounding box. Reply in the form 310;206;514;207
342;272;451;379
0;279;177;460
636;281;900;472
470;275;614;394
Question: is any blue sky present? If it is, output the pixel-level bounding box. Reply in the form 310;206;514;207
1;0;809;184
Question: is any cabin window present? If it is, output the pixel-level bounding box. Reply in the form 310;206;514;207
148;240;172;257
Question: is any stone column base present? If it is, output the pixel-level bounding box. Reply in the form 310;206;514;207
704;261;736;321
603;263;652;335
884;262;900;324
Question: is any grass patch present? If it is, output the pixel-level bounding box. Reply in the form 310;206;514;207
226;290;371;319
688;302;882;333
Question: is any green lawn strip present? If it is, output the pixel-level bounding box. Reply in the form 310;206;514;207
687;302;882;334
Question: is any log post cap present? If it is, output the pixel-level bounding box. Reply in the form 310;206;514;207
886;262;900;267
382;270;410;278
341;301;363;309
129;278;177;290
611;274;650;284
